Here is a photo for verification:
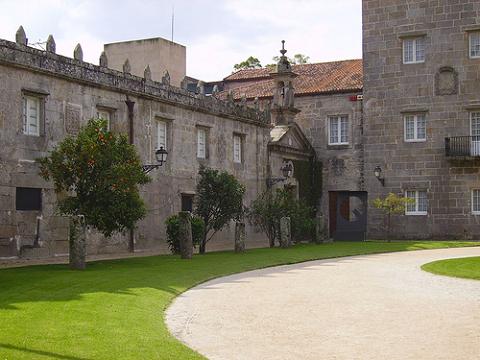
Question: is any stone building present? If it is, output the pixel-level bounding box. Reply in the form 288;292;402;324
220;57;365;240
0;28;273;259
104;36;186;87
363;0;480;239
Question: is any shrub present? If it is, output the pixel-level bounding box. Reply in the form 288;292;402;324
165;214;205;254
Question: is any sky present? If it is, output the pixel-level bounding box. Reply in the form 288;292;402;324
0;0;362;81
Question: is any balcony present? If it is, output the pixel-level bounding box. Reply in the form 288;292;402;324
445;136;480;157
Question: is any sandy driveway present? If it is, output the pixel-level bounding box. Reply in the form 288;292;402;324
166;247;480;360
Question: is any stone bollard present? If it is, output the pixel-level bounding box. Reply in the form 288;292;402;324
234;221;246;253
279;216;291;248
315;215;325;244
178;211;193;259
69;215;86;270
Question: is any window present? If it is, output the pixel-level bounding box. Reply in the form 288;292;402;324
157;120;167;150
16;187;42;211
23;95;41;136
403;37;425;64
472;190;480;214
469;32;480;58
96;109;111;130
404;114;426;142
405;190;427;215
181;194;194;212
470;112;480;156
197;128;207;159
328;115;349;145
233;134;242;163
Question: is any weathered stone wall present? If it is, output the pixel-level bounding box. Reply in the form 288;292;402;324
363;0;480;239
0;39;270;258
294;94;364;234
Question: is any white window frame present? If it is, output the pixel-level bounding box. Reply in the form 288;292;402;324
404;114;426;142
405;190;428;216
472;189;480;215
23;95;41;136
469;31;480;59
156;120;167;150
233;134;242;163
96;109;111;131
197;127;207;159
328;115;349;145
403;37;425;64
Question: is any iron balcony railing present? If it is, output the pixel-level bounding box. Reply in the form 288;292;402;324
445;136;480;157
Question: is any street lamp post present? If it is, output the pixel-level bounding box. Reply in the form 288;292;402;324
143;146;168;173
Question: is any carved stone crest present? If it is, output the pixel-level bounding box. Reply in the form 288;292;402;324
435;66;458;96
64;103;82;135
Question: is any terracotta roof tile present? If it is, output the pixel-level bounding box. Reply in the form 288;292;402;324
220;59;363;100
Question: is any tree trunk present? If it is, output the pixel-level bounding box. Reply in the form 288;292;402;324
234;221;246;253
387;212;391;242
279;216;291;249
199;231;207;254
178;212;193;259
69;215;86;270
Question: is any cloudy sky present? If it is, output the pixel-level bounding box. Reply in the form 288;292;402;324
0;0;362;81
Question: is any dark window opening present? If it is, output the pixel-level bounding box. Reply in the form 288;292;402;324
181;194;194;212
16;187;42;211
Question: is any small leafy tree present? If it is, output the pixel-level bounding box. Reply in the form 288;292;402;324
38;118;150;268
270;53;310;66
373;193;415;241
165;214;205;254
248;188;315;247
233;56;262;71
194;167;245;254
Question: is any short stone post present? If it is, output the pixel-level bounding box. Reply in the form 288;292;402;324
234;221;246;253
315;215;325;244
69;215;86;270
279;216;291;248
178;211;193;259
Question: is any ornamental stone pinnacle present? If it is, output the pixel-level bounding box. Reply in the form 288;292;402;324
162;70;171;85
99;51;108;67
123;59;131;74
144;65;152;80
15;26;27;45
73;44;83;61
46;35;56;53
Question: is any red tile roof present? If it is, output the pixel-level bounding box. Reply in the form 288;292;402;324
221;59;363;100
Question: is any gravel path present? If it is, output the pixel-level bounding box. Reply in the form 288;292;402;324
166;247;480;360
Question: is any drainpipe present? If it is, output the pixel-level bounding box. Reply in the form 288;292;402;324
125;97;135;252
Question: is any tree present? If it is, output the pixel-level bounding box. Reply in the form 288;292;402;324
38;118;150;269
270;53;310;65
233;56;262;71
247;188;315;247
373;193;415;241
194;167;245;254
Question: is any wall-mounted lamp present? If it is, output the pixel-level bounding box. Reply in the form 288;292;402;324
374;165;385;186
267;161;293;187
143;146;168;173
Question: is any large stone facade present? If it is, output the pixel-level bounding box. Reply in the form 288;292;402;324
363;0;480;239
0;36;271;258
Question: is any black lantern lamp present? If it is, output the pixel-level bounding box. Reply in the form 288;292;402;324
143;146;168;173
374;165;385;186
267;161;293;187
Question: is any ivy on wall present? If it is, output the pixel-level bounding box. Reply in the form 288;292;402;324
292;159;322;211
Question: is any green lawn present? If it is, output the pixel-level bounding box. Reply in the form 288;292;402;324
1;241;478;360
421;256;480;280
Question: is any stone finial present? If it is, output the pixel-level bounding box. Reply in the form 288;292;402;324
180;76;189;90
99;51;108;67
144;65;152;80
227;90;234;105
123;59;131;74
46;35;56;53
162;70;170;85
253;97;259;110
74;44;83;61
241;94;247;107
16;26;27;45
212;84;219;95
196;80;205;95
